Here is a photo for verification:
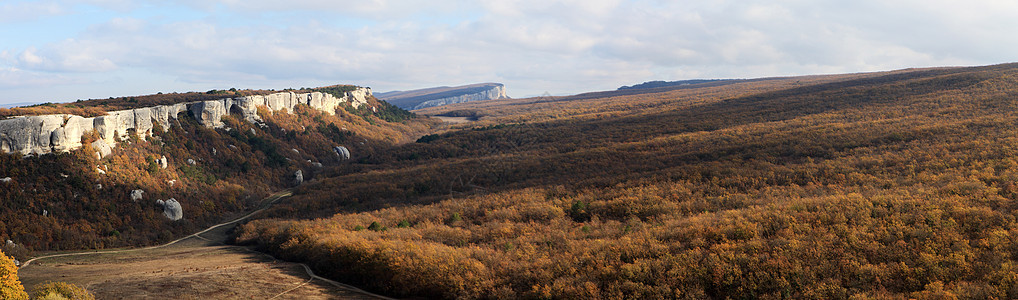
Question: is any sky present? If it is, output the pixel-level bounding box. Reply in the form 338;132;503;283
2;0;1018;105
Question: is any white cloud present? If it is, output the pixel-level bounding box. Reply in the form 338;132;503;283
0;66;84;89
14;42;118;73
2;0;1018;104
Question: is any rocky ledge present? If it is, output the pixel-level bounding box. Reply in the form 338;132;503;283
0;88;371;156
378;83;509;110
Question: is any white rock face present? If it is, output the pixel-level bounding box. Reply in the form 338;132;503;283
294;170;304;185
130;189;144;201
334;146;351;160
0;88;373;155
412;85;508;110
158;198;183;221
189;100;227;128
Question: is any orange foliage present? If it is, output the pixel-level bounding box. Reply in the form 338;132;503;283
236;63;1018;298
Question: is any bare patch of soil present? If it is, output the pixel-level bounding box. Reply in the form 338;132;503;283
19;239;376;299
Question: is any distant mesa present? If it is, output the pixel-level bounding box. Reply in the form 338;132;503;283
377;83;509;110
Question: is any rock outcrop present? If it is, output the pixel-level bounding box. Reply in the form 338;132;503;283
378;83;508;110
0;88;372;156
156;198;183;221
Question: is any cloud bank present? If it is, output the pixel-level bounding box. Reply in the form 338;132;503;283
1;0;1016;104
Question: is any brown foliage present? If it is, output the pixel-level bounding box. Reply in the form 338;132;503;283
236;63;1018;298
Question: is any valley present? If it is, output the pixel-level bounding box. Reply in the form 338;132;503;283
8;63;1018;298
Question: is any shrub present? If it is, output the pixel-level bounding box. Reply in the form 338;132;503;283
368;221;385;232
30;282;95;300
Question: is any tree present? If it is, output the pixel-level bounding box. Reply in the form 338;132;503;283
0;250;28;300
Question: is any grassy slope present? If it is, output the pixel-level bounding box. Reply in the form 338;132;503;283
235;63;1018;298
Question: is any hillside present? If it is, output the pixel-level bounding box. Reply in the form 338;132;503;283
232;63;1018;298
0;85;434;260
377;83;509;110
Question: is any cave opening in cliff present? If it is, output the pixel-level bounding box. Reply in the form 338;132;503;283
229;104;242;116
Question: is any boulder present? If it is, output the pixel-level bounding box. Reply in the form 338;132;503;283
157;198;183;221
92;139;113;159
130;189;144;201
334;146;351;160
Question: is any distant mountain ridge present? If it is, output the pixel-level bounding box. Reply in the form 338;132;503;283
618;79;729;90
0;102;42;109
377;83;509;110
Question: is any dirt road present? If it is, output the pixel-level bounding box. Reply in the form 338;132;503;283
19;191;391;299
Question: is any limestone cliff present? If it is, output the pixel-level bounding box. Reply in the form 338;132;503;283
0;88;372;156
378;83;509;110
